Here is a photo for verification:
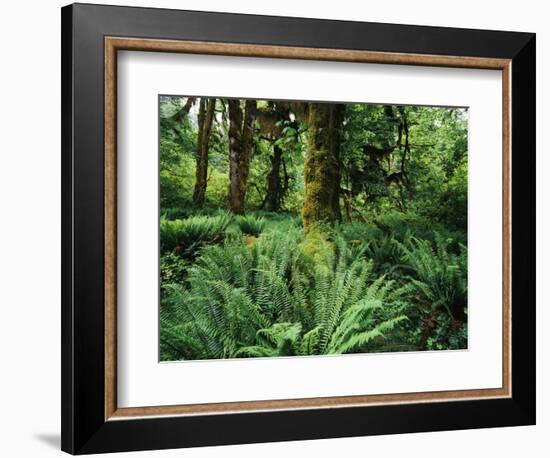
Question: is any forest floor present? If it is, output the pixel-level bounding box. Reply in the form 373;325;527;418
159;209;468;362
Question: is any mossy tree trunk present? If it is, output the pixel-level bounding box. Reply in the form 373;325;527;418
228;99;256;214
193;98;216;208
301;103;343;229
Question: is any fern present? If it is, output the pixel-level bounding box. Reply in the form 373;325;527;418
160;212;232;257
236;323;303;357
396;233;467;319
365;234;404;275
161;227;408;360
236;214;267;236
161;229;306;359
307;239;407;355
232;234;407;358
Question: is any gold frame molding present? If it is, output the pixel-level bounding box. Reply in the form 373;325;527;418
104;36;512;421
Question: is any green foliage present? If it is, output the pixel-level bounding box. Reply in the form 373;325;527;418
255;211;302;232
160;229;304;359
161;207;192;221
160;212;232;257
204;168;230;207
425;313;468;351
438;159;468;231
376;211;460;244
336;221;383;244
397;233;467;319
160;252;188;285
235;323;304;357
364;235;403;276
161;229;407;360
236;214;267;236
300;235;407;355
158;97;469;360
159;156;195;210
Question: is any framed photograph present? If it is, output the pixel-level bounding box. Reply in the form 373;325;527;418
61;3;536;454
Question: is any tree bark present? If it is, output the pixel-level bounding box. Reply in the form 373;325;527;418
174;97;196;124
193;98;216;208
182;97;196;115
264;144;283;212
301;103;343;229
228;99;256;214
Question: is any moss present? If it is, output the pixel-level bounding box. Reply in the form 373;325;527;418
301;103;343;229
228;99;256;215
243;235;258;247
300;224;334;267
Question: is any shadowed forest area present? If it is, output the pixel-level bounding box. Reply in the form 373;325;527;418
159;96;468;361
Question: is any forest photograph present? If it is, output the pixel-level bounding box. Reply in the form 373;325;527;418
159;95;468;362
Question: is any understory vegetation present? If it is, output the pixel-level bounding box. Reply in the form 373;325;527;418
159;96;468;361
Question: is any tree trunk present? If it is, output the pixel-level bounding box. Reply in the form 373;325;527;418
228;99;256;214
182;97;196;115
193;98;216;208
264;144;283;212
301;103;343;229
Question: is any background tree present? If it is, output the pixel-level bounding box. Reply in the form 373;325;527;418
159;96;197;211
228;99;257;214
253;102;300;211
192;98;216;208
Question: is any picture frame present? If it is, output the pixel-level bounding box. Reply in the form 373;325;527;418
61;3;536;454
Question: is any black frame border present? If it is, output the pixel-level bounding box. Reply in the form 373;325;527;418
61;3;536;454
